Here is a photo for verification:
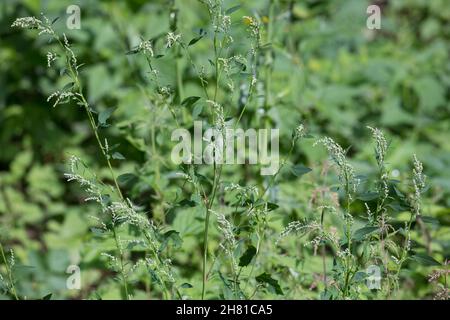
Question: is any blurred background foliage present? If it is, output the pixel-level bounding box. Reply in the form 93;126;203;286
0;0;449;299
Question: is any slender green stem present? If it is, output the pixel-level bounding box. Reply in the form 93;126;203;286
112;228;129;299
201;23;223;300
176;55;184;102
263;0;275;114
201;206;211;299
321;208;327;290
202;161;221;299
342;180;353;298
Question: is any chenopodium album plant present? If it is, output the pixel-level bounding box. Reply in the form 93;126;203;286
9;0;443;300
277;128;432;299
11;15;179;300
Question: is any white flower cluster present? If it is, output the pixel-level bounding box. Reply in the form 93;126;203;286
101;253;120;271
243;16;260;40
412;154;426;195
314;137;359;196
293;124;306;141
206;100;225;131
63;33;78;70
215;14;231;33
11;16;54;35
336;248;351;259
8;249;15;268
64;157;103;203
166;32;181;48
158;86;172;97
106;200;150;229
412;154;426;215
277;220;321;244
224;183;259;203
212;210;238;272
365;203;375;224
46;51;57;67
138;40;154;56
47;90;80;108
367;126;388;167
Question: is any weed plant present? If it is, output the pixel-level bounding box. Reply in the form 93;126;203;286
3;0;446;300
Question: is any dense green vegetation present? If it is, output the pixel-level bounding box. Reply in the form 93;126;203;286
0;0;449;300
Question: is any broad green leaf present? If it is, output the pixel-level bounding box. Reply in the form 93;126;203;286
226;5;241;15
421;216;439;226
239;245;257;267
42;293;53;300
117;173;138;186
181;96;201;108
353;226;378;241
98;107;116;126
112;152;125;160
255;272;283;295
178;199;197;207
188;36;203;46
159;230;183;251
266;202;279;211
290;164;312;177
411;253;441;266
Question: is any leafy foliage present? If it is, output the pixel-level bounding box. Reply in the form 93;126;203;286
0;0;449;300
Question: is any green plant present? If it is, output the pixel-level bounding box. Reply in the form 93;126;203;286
0;244;19;300
5;0;447;301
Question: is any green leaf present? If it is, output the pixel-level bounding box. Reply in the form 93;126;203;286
356;192;379;201
353;226;378;241
290;164;312;177
112;152;125;160
62;82;75;91
226;5;241;15
98;107;116;126
421;216;439;226
90;227;106;236
413;76;446;111
239;245;257;267
255;272;283;295
188;36;203;46
178;199;197;207
411;253;441;266
159;230;183;251
126;48;139;55
181;96;201;108
353;271;367;283
266;202;279;211
117;173;138;186
42;293;53;300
